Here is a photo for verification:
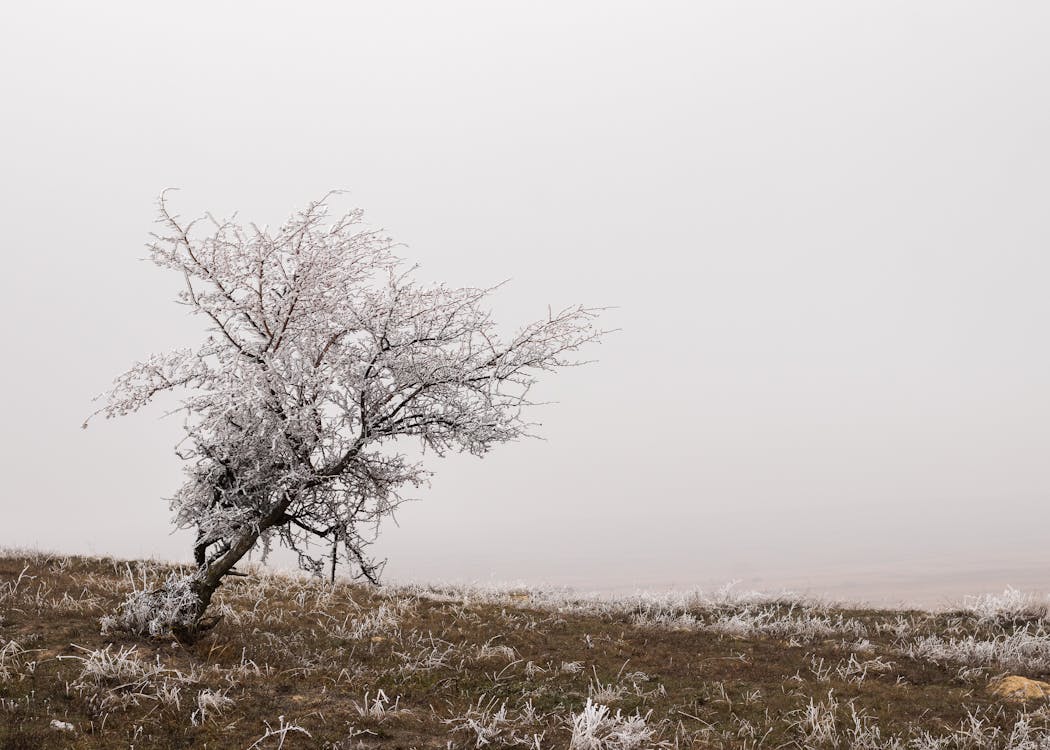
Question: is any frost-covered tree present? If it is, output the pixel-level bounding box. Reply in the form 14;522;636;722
89;192;604;640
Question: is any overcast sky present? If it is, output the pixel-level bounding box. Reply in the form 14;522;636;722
2;2;1048;605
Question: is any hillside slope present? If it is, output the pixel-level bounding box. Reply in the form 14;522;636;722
1;552;1049;749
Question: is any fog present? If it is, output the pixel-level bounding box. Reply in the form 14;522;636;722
2;1;1048;606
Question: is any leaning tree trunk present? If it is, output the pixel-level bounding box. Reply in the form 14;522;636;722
172;497;293;641
174;526;263;641
106;495;301;642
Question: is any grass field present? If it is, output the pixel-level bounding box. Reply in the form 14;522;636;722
2;551;1050;749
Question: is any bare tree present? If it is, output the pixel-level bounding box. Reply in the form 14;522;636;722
88;192;604;640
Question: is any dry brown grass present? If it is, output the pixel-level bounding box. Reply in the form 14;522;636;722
1;552;1048;749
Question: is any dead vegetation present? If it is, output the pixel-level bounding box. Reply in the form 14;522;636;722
2;552;1050;749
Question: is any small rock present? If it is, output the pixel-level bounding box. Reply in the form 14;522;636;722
988;675;1050;702
50;719;75;733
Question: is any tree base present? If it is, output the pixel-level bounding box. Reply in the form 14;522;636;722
171;614;224;644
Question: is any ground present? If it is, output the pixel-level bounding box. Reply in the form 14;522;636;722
1;552;1049;749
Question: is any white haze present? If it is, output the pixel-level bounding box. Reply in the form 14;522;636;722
1;1;1048;606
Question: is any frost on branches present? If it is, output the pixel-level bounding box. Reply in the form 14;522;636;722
89;192;605;640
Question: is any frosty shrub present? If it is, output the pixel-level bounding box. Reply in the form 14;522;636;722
963;587;1050;626
101;570;206;639
67;644;193;711
0;639;27;682
907;627;1050;672
706;605;866;641
191;688;234;726
568;700;662;750
444;695;543;749
336;602;405;640
87;192;605;639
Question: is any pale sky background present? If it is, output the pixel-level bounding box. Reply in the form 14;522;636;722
2;2;1048;607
